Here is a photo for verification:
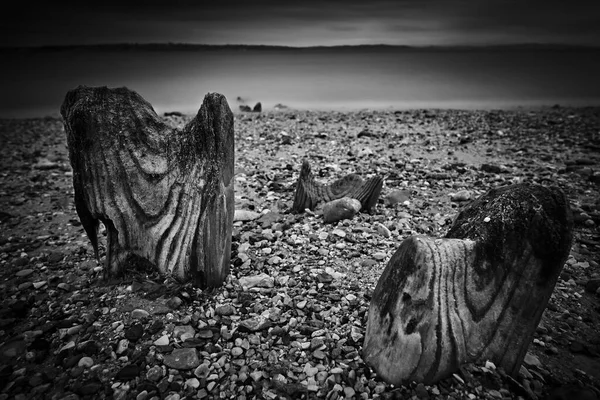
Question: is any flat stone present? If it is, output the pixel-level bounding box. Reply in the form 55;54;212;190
239;273;274;290
162;348;200;370
154;335;170;346
15;269;34;277
131;309;150;319
234;210;261;222
173;325;195;340
238;316;272;332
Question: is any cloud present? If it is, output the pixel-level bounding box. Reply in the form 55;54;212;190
1;0;598;47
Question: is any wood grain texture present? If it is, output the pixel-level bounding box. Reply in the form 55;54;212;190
363;183;573;384
292;159;383;213
61;86;234;288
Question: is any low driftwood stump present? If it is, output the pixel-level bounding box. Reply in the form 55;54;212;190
61;86;234;288
292;159;383;213
363;183;573;385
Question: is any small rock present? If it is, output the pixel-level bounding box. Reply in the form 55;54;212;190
162;348;200;370
185;377;200;389
15;269;34;278
234;210;262;222
344;387;356;398
116;339;129;355
374;222;391;238
131;309;150;319
146;365;163;381
33;281;47;289
238;273;274;290
384;190;410;206
78;357;94;368
450;190;472;202
154;335;170;346
523;353;541;369
124;324;144;341
173;325;195;341
323;197;361;223
166;297;182;309
238;316;272;332
415;383;429;399
34;158;60;170
215;305;236;316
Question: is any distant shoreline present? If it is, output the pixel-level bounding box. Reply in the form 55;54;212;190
2;42;600;53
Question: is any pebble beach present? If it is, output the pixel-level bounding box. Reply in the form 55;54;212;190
0;105;599;399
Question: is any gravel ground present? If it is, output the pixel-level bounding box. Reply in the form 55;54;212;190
0;106;599;400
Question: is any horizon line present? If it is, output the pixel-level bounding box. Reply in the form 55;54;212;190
2;42;600;51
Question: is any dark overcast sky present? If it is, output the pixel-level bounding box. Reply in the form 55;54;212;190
2;0;599;47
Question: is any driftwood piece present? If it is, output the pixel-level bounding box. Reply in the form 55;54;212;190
61;86;234;288
292;159;382;213
363;183;573;384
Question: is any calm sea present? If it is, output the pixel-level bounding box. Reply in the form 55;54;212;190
2;46;600;118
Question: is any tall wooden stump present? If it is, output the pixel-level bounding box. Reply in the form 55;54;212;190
61;86;234;288
363;183;573;384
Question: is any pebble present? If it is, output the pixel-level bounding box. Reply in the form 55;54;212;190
523;353;542;369
451;190;472;202
234;209;262;221
323;197;361;223
238;273;274;290
116;339;129;355
146;365;163;381
162;348;200;370
78;356;94;368
374;222;391;237
131;309;150;319
166;296;183;309
15;269;34;277
154;335;169;346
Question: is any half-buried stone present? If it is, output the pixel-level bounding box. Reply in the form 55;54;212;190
363;183;573;385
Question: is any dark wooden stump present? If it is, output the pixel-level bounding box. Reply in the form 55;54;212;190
61;86;234;288
363;183;573;384
292;159;383;213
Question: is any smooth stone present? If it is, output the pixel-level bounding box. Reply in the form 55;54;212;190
238;316;272;332
116;339;129;355
215;305;236;316
234;210;261;222
78;356;94;368
173;325;195;340
323;197;361;224
162;348;200;370
146;365;163;382
154;335;170;346
166;296;183;309
384;190;410;206
238;273;274;290
15;269;34;277
131;309;150;319
450;190;472;202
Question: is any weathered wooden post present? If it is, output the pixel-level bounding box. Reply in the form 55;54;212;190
363;183;573;384
292;159;383;213
61;86;234;288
